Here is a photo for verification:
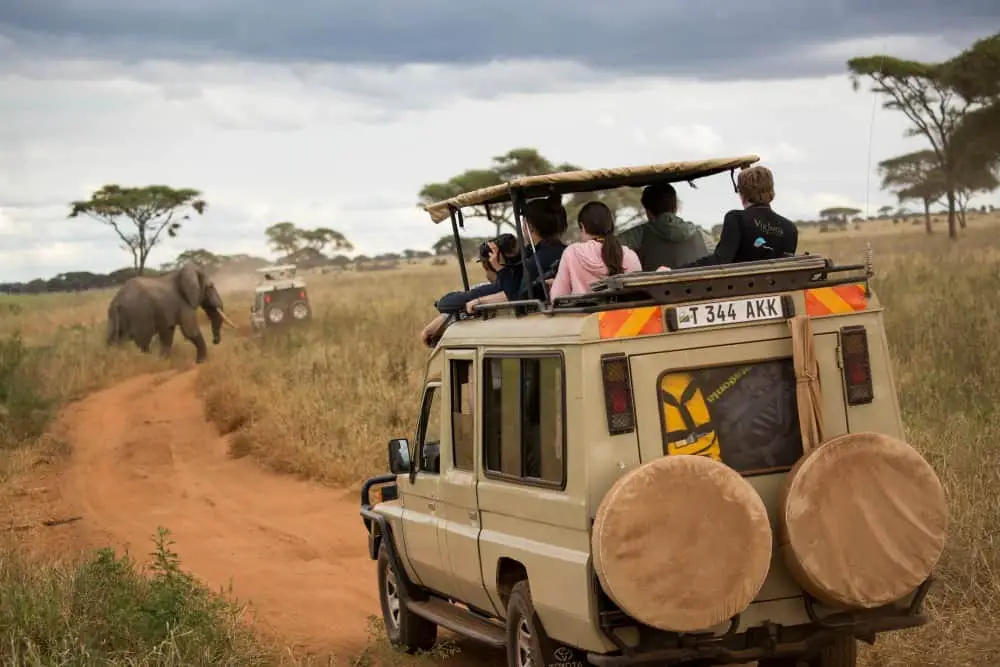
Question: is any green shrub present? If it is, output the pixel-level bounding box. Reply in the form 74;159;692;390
0;527;273;666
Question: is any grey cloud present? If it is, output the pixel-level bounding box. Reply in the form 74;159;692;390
2;1;998;80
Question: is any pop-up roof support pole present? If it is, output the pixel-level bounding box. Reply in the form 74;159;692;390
448;205;470;291
510;186;550;303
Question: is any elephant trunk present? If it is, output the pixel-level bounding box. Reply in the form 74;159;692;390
203;306;224;345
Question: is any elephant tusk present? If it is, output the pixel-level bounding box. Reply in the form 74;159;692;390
218;309;238;329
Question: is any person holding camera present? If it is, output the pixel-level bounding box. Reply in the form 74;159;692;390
465;194;568;312
419;237;518;346
549;201;642;298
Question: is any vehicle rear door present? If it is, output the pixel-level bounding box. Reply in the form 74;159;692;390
627;313;847;602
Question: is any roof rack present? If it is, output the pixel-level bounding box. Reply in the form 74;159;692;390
552;255;870;313
464;255;872;319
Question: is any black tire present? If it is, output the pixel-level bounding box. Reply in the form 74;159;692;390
377;543;436;653
759;636;858;667
505;581;546;667
813;636;858;667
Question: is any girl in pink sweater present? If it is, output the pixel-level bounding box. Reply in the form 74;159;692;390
549;201;642;299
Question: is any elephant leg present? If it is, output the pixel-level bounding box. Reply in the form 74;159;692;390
158;326;176;358
178;309;208;364
134;333;154;354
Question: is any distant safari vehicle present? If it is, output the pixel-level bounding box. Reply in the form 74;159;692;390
359;155;948;667
249;264;312;330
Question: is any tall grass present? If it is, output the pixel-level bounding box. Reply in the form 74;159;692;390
2;219;1000;664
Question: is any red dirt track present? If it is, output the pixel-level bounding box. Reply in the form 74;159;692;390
9;369;389;659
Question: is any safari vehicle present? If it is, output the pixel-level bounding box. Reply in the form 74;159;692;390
249;264;312;330
359;156;948;667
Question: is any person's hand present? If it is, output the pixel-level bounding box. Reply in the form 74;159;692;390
466;298;480;314
487;242;502;271
545;278;554;287
656;265;672;272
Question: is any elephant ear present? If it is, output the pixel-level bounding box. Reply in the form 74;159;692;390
176;263;203;308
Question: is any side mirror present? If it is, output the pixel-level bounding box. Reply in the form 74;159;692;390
388;438;411;475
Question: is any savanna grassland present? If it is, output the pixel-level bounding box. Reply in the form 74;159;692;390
2;212;1000;666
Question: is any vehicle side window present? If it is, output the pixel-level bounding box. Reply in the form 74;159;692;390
416;385;442;474
450;360;475;471
483;355;565;487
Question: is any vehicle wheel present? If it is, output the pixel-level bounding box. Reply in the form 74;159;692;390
813;636;858;666
758;636;858;667
506;581;546;667
266;306;285;325
377;544;436;653
291;301;311;320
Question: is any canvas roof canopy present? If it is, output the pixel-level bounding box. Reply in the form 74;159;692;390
423;154;760;223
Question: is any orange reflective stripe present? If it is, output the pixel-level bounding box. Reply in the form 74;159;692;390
598;306;664;338
805;283;868;316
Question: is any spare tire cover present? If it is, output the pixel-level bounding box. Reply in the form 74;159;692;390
592;455;773;632
779;432;948;609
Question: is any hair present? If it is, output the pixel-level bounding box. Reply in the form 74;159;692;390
521;194;568;240
578;201;625;276
737;165;775;205
640;183;678;216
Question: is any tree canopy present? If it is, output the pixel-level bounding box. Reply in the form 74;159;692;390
417;147;645;238
68;185;207;274
264;222;353;258
849;32;1000;239
819;207;861;221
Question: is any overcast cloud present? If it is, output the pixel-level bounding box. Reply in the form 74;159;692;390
1;3;999;282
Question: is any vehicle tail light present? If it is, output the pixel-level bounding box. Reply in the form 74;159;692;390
299;291;305;299
601;353;635;435
840;325;874;405
264;294;271;304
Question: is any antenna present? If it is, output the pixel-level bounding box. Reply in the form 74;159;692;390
862;45;889;220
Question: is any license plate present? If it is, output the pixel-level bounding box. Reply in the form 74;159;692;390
668;295;789;331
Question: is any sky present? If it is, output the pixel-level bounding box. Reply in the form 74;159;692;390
1;2;999;282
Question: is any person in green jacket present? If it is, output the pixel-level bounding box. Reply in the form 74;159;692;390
616;183;714;271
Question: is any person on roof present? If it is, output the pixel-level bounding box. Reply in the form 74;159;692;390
680;165;798;267
617;183;712;271
465;195;568;311
419;245;512;347
549;201;642;298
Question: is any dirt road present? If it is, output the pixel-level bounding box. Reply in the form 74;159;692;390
15;369;388;659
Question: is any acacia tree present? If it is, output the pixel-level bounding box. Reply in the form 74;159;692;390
264;222;300;255
944;33;1000;180
819;207;861;223
418;148;644;239
264;223;353;258
849;34;1000;240
878;150;944;233
68;185;207;274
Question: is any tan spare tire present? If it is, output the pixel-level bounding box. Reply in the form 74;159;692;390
592;455;772;632
779;432;948;610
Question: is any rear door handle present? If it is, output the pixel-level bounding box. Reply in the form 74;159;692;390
427;501;436;511
468;510;478;521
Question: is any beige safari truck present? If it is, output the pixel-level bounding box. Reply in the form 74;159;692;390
360;155;949;667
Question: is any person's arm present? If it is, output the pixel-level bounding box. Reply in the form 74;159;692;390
495;263;524;300
548;247;576;298
434;281;503;314
466;290;509;313
680;211;742;267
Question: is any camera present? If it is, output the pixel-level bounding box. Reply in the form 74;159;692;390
478;233;520;266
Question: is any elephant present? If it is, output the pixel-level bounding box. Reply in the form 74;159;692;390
106;262;236;364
